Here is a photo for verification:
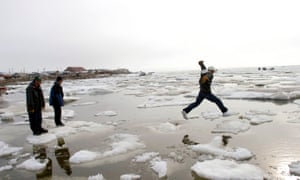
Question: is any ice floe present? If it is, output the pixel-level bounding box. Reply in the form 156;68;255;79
70;134;145;164
150;157;167;178
0;165;13;172
26;134;57;145
95;111;118;117
138;96;190;108
120;174;141;180
69;150;99;164
191;159;266;179
289;161;300;176
132;152;159;163
0;111;14;121
212;120;251;134
240;110;275;125
189;136;253;161
0;141;23;157
294;99;300;105
88;173;105;180
201;111;222;120
16;157;48;171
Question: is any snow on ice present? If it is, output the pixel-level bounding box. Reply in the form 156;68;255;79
95;111;118;117
191;159;266;180
88;173;105;180
212;120;250;134
120;174;141;180
70;134;145;164
189;136;253;161
16;157;48;171
150;157;168;178
132;152;159;163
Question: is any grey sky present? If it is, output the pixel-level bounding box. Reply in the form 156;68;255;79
1;0;300;72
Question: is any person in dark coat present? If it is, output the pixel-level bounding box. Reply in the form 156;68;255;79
49;76;64;126
181;61;229;120
26;76;48;135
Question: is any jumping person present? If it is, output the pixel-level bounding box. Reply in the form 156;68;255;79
49;76;65;127
26;76;48;135
181;61;229;120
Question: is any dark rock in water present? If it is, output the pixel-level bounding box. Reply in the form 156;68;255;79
222;135;232;146
182;135;199;145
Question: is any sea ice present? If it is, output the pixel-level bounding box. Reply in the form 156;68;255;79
62;109;75;119
0;141;23;157
132;152;159;163
16;157;48;171
191;159;266;180
189;136;253;161
241;110;275;125
88;173;105;180
26;134;57;145
289;161;300;176
0;111;14;121
102;134;145;158
294;99;300;105
138;96;190;108
212;120;250;134
95;111;118;117
69;150;99;164
151;122;178;133
72;101;97;107
120;174;141;180
201;111;222;120
150;157;167;178
0;165;13;172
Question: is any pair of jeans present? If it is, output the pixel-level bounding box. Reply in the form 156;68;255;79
53;105;62;126
183;91;228;113
28;110;42;134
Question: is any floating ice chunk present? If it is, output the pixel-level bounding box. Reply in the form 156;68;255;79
0;141;23;157
95;111;118;117
138;96;190;108
72;101;97;107
69;150;99;164
168;152;184;163
242;115;273;125
132;152;159;163
190;136;253;161
212;120;250;134
120;174;141;180
26;134;57;145
0;112;14;121
150;157;167;178
50;126;77;137
16;157;48;171
8;158;18;165
88;173;105;180
63;96;80;104
0;165;13;172
151;122;178;133
201;111;222;120
102;134;145;158
289;161;300;176
294;99;300;105
247;109;276;116
191;159;266;180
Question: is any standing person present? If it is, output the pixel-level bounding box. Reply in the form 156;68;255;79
26;76;48;135
181;61;229;120
49;76;64;127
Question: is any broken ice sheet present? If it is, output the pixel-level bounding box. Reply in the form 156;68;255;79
212;120;251;134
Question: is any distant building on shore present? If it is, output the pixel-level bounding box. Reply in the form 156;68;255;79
64;67;87;73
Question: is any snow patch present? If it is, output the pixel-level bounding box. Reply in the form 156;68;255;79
190;136;253;161
191;159;266;180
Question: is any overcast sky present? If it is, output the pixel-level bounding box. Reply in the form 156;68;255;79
1;0;300;72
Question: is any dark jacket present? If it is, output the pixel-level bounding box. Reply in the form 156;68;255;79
26;81;45;112
49;82;64;106
199;63;213;93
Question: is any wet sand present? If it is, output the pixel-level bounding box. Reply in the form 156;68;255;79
1;90;300;179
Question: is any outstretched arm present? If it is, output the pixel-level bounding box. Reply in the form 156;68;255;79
198;60;206;70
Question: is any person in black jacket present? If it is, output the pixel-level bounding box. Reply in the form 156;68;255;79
50;76;64;127
26;76;48;135
181;61;229;120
